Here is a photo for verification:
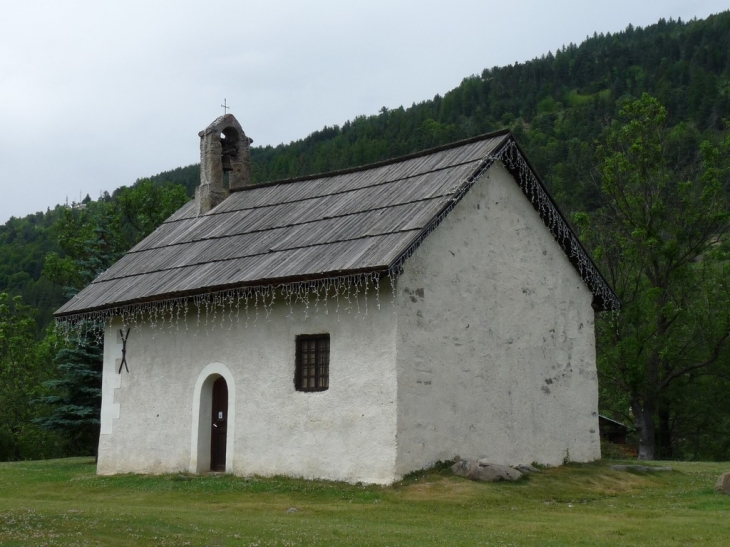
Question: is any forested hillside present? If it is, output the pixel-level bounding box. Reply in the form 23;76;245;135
0;209;65;332
1;11;730;461
150;12;730;213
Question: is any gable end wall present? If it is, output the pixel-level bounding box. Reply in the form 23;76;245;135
394;162;600;474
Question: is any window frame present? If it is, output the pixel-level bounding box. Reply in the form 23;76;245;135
294;334;330;392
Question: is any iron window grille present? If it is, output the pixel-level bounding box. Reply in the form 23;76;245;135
295;334;330;392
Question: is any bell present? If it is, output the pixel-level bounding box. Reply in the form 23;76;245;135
221;154;233;173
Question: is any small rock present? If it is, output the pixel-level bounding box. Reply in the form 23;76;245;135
516;464;540;474
286;507;298;513
452;460;522;482
611;465;672;472
716;472;730;495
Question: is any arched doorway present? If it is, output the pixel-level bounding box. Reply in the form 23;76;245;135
189;363;236;474
210;377;228;471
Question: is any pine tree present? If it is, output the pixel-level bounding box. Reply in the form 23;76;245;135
35;330;102;456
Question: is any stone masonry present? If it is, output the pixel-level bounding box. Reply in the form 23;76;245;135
195;114;252;215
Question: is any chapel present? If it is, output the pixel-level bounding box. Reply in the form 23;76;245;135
56;113;618;483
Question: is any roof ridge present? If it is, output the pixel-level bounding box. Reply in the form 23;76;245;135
229;130;511;192
164;157;484;224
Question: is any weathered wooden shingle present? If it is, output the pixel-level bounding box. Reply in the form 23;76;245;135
56;131;619;317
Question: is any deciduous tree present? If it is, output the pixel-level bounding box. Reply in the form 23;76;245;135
578;94;730;459
0;293;61;460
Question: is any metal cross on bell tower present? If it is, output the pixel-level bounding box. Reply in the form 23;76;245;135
221;98;230;115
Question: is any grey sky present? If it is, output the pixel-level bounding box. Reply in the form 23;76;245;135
0;0;727;224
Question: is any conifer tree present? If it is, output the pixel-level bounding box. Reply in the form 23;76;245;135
38;182;189;457
34;330;102;456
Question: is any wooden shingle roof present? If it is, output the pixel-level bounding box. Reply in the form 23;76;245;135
55;131;618;318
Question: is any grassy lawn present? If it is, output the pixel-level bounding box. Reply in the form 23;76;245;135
0;458;728;546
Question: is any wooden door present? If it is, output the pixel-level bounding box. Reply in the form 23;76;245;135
210;377;228;471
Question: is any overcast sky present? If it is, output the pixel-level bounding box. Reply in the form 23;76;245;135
0;0;727;224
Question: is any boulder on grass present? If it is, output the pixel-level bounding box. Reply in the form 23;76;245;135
451;460;522;482
516;464;540;474
716;472;730;495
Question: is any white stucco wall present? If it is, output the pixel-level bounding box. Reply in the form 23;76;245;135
97;287;399;484
394;162;600;475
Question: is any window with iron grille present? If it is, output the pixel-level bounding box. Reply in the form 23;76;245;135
295;334;330;392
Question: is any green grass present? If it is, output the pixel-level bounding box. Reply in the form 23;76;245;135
0;458;728;546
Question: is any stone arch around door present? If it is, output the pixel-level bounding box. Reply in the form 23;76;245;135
189;363;236;473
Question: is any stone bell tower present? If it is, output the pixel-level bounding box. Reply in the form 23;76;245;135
195;113;253;215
